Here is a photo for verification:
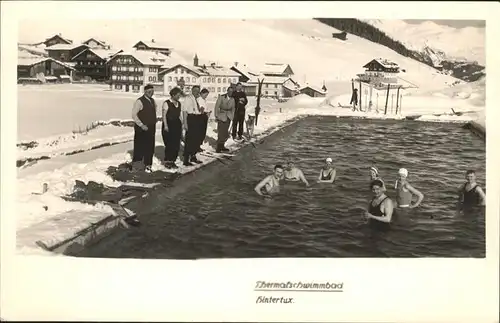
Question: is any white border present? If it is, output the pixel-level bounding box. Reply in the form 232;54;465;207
2;1;499;322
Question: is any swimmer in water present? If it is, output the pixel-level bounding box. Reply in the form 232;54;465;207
365;179;395;223
369;166;385;189
254;164;284;197
317;157;336;183
457;170;486;208
284;160;310;186
394;168;424;208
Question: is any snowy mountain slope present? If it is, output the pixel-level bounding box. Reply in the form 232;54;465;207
361;19;485;65
19;19;463;92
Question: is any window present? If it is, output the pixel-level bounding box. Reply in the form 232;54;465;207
112;66;117;71
115;84;122;90
234;78;238;83
274;91;278;96
149;76;153;81
174;77;178;82
274;84;278;88
192;78;197;83
223;78;226;83
168;76;172;82
128;66;134;72
112;75;117;80
186;77;190;83
217;87;221;93
265;91;268;95
212;77;216;83
202;77;206;82
152;76;157;82
149;67;157;73
181;69;184;74
176;68;179;74
218;78;221;83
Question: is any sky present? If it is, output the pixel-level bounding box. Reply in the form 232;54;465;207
404;19;485;28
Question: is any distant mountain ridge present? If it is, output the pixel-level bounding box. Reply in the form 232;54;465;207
314;18;485;82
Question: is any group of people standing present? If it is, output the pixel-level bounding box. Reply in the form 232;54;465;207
130;81;250;172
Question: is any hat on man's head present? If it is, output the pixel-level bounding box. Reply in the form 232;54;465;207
144;84;154;90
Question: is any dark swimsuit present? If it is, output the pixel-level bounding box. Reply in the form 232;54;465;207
368;196;392;230
321;168;334;181
462;184;482;207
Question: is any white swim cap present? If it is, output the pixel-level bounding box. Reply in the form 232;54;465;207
398;168;408;176
326;157;333;163
370;166;379;175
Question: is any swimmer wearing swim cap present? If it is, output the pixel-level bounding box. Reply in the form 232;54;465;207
369;166;385;189
394;168;424;208
317;157;336;183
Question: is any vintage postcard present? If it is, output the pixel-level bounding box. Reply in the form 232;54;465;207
1;1;498;322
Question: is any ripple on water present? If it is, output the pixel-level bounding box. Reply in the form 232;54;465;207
82;117;485;259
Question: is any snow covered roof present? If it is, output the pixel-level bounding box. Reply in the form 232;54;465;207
160;64;240;78
18;44;48;57
71;48;123;61
46;43;88;51
44;34;72;44
261;63;292;75
364;58;400;69
258;76;291;84
133;40;171;50
114;51;169;66
82;38;109;47
299;85;327;94
18;57;76;70
231;65;262;82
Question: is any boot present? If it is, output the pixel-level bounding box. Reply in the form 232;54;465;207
183;155;193;166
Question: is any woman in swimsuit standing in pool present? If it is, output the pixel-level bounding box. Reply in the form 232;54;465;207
457;170;486;209
317;157;336;183
254;164;284;197
283;160;310;186
394;168;424;208
365;179;395;224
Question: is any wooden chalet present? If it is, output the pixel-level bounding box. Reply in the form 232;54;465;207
82;38;111;50
133;40;172;56
18;56;75;83
71;48;123;82
46;43;89;62
43;34;73;47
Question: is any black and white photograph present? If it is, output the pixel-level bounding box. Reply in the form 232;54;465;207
1;1;498;322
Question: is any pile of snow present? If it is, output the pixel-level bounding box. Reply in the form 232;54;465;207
286;94;324;106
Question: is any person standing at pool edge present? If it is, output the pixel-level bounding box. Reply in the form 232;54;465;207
365;179;395;223
255;165;284;197
182;85;203;166
232;82;248;141
196;88;211;153
131;84;158;173
161;87;183;169
395;168;424;208
214;86;236;153
457;170;486;208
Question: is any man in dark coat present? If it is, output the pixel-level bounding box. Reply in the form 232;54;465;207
350;88;359;111
131;84;157;173
231;82;248;141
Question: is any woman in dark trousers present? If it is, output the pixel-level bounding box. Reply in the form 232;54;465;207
161;87;183;169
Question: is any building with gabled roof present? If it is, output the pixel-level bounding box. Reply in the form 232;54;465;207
260;63;294;77
133;39;172;56
46;43;89;62
108;50;170;92
82;38;111;50
43;34;73;47
299;85;327;98
71;47;123;82
18;56;76;83
161;56;240;96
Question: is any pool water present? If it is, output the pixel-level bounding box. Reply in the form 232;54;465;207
80;117;486;258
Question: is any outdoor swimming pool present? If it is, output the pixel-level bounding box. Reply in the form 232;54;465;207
79;116;486;258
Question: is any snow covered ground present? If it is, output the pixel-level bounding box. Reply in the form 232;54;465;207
362;19;485;65
16;82;485;256
15;18;486;255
